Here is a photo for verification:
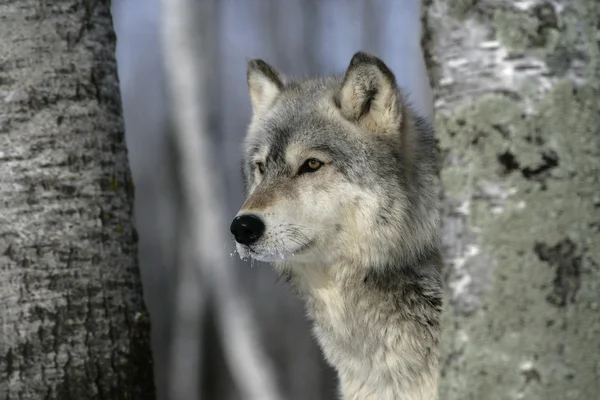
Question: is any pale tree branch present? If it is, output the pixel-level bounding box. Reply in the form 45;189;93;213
160;0;283;399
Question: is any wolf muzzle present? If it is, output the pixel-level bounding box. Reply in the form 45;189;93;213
230;214;265;245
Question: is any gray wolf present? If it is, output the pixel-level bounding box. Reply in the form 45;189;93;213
230;51;443;400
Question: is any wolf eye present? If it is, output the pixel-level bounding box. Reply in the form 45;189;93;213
255;162;265;174
298;158;323;174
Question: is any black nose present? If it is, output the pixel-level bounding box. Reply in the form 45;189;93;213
230;214;265;245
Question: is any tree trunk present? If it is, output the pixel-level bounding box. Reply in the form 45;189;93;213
425;0;600;399
0;1;155;399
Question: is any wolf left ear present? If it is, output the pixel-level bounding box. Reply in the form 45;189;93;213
337;52;402;134
247;59;285;116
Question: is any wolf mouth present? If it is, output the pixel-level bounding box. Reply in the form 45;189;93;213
247;239;315;261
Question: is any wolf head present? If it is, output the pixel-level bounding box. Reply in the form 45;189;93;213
231;52;439;272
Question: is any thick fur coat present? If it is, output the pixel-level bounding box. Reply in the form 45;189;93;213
230;52;443;400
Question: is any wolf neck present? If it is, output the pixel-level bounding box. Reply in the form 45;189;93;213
285;250;442;400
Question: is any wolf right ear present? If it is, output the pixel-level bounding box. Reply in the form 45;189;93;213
337;52;402;135
247;59;285;116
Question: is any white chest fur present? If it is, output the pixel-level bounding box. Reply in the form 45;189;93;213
305;284;438;400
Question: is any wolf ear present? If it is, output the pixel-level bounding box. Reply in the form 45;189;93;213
337;52;401;134
247;59;285;116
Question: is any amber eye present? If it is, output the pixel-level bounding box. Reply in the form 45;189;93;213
308;159;321;169
255;162;265;174
298;158;323;174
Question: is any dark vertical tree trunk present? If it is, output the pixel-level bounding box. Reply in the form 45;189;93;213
0;1;155;399
424;0;600;398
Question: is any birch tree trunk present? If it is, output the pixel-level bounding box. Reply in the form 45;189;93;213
425;0;600;398
0;1;155;399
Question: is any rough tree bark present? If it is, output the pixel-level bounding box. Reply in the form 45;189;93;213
0;1;155;399
424;0;600;399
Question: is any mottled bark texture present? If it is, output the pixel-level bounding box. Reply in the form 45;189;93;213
0;1;155;399
426;0;600;399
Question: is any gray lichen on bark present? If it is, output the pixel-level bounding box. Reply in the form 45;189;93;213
427;0;600;398
0;1;154;399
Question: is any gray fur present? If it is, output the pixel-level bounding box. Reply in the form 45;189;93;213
233;52;442;400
